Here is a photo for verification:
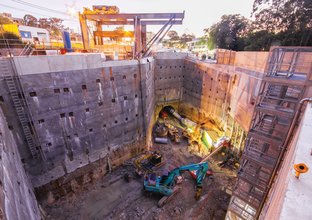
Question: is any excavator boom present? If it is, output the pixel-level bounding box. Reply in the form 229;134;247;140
143;161;209;205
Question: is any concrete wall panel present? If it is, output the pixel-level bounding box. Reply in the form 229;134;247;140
0;108;40;220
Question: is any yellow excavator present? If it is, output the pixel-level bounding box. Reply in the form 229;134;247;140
134;151;165;176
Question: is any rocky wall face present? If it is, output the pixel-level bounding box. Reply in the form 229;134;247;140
0;108;40;220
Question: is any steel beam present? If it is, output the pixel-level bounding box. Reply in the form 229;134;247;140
96;21;103;45
97;20;183;25
134;17;142;58
79;13;90;50
93;31;134;38
141;25;147;51
85;12;184;20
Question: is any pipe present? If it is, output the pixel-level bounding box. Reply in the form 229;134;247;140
257;97;312;218
155;137;169;144
201;144;224;162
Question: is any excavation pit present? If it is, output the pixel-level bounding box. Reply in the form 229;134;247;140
2;49;295;219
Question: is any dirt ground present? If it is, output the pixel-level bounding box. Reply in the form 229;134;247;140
41;138;237;220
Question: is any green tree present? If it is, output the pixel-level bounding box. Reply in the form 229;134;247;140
39;17;64;38
208;14;250;51
23;14;64;38
0;15;13;24
244;30;278;51
180;33;194;44
23;14;38;27
252;0;312;46
38;18;50;29
167;30;179;41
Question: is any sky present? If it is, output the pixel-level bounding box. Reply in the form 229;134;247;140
0;0;255;37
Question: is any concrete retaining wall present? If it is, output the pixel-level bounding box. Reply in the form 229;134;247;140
0;52;266;195
154;52;186;104
0;108;40;220
1;55;154;188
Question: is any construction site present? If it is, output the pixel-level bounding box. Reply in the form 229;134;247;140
0;4;312;220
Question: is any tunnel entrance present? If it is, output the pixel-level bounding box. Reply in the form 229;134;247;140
155;105;238;159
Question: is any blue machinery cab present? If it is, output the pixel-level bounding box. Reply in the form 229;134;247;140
143;162;209;207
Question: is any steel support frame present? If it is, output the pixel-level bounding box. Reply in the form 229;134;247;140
78;11;184;56
228;47;312;219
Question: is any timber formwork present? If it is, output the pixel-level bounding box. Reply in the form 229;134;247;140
227;47;312;220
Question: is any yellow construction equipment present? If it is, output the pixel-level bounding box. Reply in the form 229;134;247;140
134;151;164;176
83;5;120;15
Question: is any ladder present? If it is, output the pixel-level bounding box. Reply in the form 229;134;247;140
19;42;33;56
0;58;40;159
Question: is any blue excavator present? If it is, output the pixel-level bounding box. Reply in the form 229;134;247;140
143;162;209;207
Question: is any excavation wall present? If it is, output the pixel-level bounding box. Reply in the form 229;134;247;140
0;51;267;201
154;52;266;152
0;55;155;190
0;108;40;220
180;59;264;131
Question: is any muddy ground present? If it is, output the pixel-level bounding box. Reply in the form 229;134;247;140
41;139;237;220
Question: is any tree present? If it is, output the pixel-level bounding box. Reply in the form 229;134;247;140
45;18;64;38
23;15;64;38
167;30;179;41
179;33;195;44
23;14;38;27
0;15;13;24
252;0;312;46
38;18;50;29
207;14;250;51
244;30;278;51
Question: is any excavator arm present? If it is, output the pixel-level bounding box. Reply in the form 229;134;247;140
178;162;208;200
144;162;209;204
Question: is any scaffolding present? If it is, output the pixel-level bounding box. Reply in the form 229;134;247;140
227;47;312;219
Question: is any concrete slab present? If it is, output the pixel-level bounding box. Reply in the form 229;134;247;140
279;103;312;220
13;53;105;75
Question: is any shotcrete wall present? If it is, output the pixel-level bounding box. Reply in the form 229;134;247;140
0;108;40;220
0;55;155;191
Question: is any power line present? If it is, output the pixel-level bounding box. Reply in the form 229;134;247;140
0;3;52;18
11;0;68;16
0;3;77;22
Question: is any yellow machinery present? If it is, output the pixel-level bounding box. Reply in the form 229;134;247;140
83;5;120;15
0;24;20;36
78;5;184;57
134;151;164;176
